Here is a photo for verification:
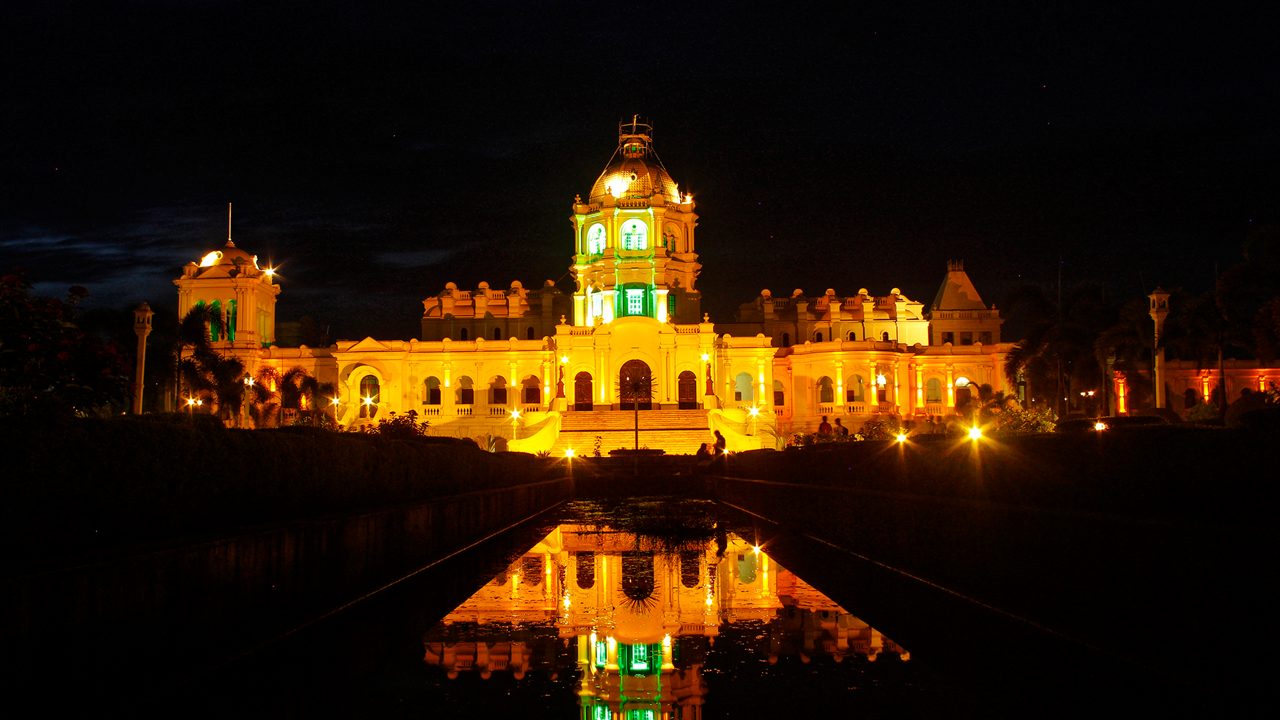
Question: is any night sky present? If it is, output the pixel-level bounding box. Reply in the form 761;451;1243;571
4;2;1277;341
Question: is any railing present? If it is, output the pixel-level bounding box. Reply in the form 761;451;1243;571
521;405;541;414
488;406;509;417
420;406;441;416
818;404;835;415
456;406;473;416
925;402;944;416
845;402;866;414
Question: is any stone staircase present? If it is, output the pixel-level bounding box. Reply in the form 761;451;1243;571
550;409;713;456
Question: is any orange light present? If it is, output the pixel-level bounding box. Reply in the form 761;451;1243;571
967;426;982;440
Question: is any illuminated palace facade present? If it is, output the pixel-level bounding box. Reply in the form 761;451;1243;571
176;120;1021;451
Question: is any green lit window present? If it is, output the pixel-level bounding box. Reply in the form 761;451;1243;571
208;300;222;341
587;223;606;255
625;710;655;720
629;643;649;672
620;219;647;250
592;705;612;720
626;290;644;316
226;299;237;342
595;641;607;668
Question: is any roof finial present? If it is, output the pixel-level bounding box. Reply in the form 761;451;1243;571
226;202;234;247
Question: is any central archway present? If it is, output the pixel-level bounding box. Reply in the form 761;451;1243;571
618;359;653;410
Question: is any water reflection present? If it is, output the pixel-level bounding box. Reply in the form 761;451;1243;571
423;500;908;717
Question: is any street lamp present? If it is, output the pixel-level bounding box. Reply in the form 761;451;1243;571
747;405;759;436
510;408;522;440
330;396;341;426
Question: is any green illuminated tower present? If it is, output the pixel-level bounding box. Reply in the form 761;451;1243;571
570;117;701;326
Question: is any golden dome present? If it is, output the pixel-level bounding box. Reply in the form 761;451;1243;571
588;118;680;203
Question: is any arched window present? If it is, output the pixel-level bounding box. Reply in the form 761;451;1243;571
882;331;890;342
208;300;223;342
574;372;594;411
424;377;442;405
619;218;648;250
492;327;502;340
781;332;790;348
734;372;754;402
817;376;834;404
814;331;824;342
521;375;541;404
773;379;785;407
587;223;606;255
358;375;380;419
489;376;508;405
677;370;698;409
847;375;865;403
848;331;857;341
459;328;469;341
926;378;943;403
526;326;535;340
457;376;474;405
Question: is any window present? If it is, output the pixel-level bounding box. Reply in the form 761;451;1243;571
818;377;834;404
493;327;502;340
626;289;644;316
424;377;441;405
460;328;469;341
980;331;992;345
619;219;647;250
960;332;973;345
941;331;954;345
814;331;824;342
358;376;379;419
595;641;607;668
926;378;943;402
630;643;649;672
526;326;535;340
587;223;606;255
773;379;785;407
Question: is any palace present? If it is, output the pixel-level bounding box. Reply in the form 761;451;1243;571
175;119;1021;452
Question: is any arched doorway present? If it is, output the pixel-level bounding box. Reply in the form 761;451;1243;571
677;370;698;409
574;372;594;411
618;359;653;410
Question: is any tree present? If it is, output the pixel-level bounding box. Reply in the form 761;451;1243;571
0;273;129;416
176;304;246;424
1002;282;1116;417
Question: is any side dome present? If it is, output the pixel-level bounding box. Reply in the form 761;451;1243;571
588;118;680;203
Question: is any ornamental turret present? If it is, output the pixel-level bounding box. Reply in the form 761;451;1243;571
570;117;701;326
174;217;280;348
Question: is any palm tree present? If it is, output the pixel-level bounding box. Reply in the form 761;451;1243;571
177;305;246;424
1002;283;1113;417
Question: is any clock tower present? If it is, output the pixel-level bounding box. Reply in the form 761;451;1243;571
570;118;701;326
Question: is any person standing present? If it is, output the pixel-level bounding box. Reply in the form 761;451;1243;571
713;429;726;455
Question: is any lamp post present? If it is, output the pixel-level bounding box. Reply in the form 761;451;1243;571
510;409;522;440
131;302;153;414
1148;287;1170;409
330;396;341;427
748;405;759;437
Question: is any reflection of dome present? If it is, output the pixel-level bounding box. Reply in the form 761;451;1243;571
588;119;680;203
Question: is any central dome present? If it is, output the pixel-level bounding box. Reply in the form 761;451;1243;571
588;118;680;203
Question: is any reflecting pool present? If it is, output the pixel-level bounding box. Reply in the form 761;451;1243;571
415;499;946;717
